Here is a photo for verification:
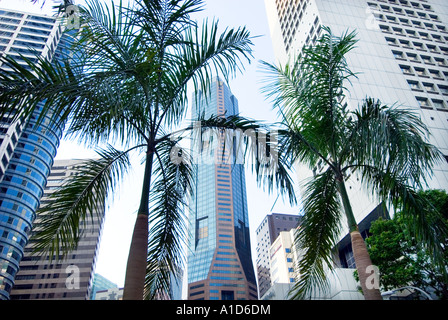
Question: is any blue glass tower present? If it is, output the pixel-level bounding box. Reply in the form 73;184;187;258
187;79;257;300
0;8;68;300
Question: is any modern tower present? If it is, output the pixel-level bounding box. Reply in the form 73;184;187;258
255;213;301;298
265;0;448;243
10;159;105;300
186;79;258;300
90;273;119;300
0;8;71;299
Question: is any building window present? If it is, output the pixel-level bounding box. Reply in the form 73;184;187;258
422;82;435;92
414;67;427;76
438;85;448;95
400;65;413;74
429;69;441;78
432;99;445;109
416;97;430;107
407;80;421;90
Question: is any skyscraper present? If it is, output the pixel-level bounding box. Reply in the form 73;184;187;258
90;273;119;300
0;8;70;300
10;159;105;300
265;0;448;241
186;79;258;300
255;213;301;298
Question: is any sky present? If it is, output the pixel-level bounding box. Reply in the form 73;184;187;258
0;0;302;289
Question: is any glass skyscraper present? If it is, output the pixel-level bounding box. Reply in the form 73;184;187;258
10;160;105;300
0;8;69;300
187;79;258;300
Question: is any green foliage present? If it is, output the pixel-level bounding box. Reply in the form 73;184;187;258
261;26;444;299
365;218;417;291
1;0;265;299
366;189;448;299
32;145;134;260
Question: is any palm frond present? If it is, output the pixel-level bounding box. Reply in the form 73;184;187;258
75;0;141;72
290;169;342;300
345;98;442;186
144;138;192;299
31;145;139;260
260;26;358;161
356;164;448;267
187;113;297;205
157;18;254;130
132;0;203;50
0;46;81;127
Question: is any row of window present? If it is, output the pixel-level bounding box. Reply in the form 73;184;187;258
415;96;446;110
406;75;448;91
386;36;448;60
369;1;438;19
380;24;448;43
375;13;446;33
376;0;434;11
393;50;448;73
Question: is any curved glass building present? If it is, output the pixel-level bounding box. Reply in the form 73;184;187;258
187;79;258;300
0;8;68;300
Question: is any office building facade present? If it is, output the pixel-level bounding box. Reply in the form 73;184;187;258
10;159;105;300
187;79;258;300
0;8;70;300
90;273;119;300
255;213;300;297
265;0;448;241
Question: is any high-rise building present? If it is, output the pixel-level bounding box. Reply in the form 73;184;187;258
90;273;118;300
10;159;105;300
0;8;71;300
265;0;448;246
255;213;300;297
186;79;258;300
261;227;364;300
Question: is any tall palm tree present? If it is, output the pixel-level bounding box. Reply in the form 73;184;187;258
261;27;447;300
0;0;272;300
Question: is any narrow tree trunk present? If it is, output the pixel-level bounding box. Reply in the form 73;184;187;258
123;213;149;300
123;149;154;300
351;230;383;300
336;177;382;300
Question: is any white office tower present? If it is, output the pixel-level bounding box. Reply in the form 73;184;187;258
265;0;448;240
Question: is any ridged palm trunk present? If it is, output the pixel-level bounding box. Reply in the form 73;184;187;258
123;213;149;300
350;230;383;300
336;176;382;300
123;150;154;300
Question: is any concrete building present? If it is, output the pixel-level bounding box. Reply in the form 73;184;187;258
264;0;448;264
10;160;105;300
0;7;73;300
255;213;301;297
261;228;364;300
186;79;258;300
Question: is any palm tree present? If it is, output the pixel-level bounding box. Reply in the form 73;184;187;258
0;0;266;300
261;27;447;300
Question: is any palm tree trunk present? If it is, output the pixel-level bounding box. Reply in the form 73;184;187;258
123;213;149;300
123;149;154;300
350;230;383;300
336;177;383;300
